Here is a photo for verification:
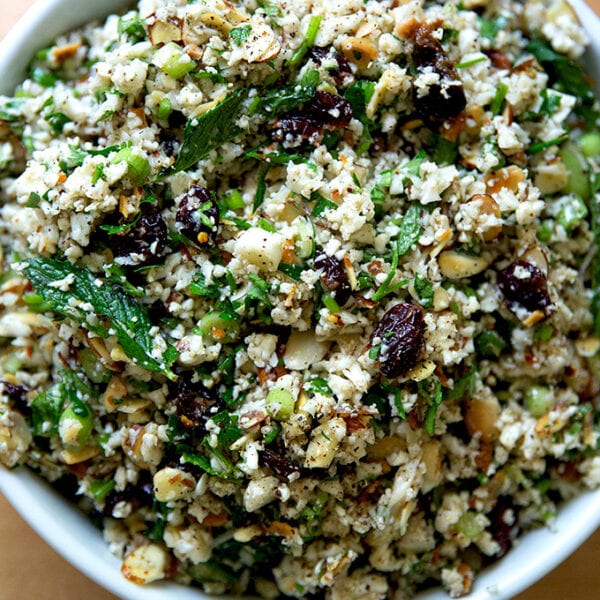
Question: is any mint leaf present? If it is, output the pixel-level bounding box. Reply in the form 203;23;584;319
170;88;248;173
23;257;176;379
396;203;421;257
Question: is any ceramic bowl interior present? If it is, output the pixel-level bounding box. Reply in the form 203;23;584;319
0;1;599;599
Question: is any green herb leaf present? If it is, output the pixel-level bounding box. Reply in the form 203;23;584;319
31;382;66;437
118;16;147;43
23;257;177;379
475;330;507;358
46;112;71;134
189;272;221;298
25;192;42;208
396;203;421;257
211;411;244;447
230;24;252;46
419;377;443;436
480;16;508;41
170;88;248;173
414;274;434;308
404;150;427;177
344;80;376;120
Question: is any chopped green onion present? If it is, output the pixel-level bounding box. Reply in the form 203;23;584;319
288;15;322;67
490;82;508;116
529;133;569;155
455;56;487;69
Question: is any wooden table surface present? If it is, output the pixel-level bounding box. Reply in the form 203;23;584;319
1;0;600;598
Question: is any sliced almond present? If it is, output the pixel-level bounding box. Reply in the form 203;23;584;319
438;251;489;279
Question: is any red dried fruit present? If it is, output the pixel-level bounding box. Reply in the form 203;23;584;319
261;447;302;479
409;24;466;124
170;371;221;431
273;91;353;144
496;260;554;318
369;303;425;378
176;185;219;246
112;203;168;265
314;251;352;306
307;45;353;85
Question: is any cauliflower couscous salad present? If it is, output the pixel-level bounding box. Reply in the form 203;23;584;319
1;0;599;597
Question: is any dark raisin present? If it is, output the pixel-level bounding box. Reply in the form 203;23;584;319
273;91;353;145
488;496;519;557
159;129;179;157
169;371;221;432
369;303;425;378
103;472;153;516
307;45;353;85
410;24;466;124
497;260;554;318
112;203;168;266
1;381;30;416
168;109;187;129
260;447;302;480
176;185;219;246
309;91;353;128
314;252;352;306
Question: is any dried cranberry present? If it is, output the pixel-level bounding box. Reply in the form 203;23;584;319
169;371;221;431
369;303;425;378
497;260;554;318
273;91;352;145
410;24;466;124
112;203;168;266
314;252;352;306
176;185;219;247
260;447;301;480
307;46;353;85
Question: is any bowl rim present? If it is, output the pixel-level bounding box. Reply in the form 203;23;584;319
1;0;600;599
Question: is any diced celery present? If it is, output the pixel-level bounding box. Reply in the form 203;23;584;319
557;195;588;232
579;132;600;158
59;401;94;450
111;147;151;185
2;354;22;375
456;511;484;539
157;97;172;121
266;388;295;420
293;216;316;259
224;189;245;211
161;43;196;79
560;146;591;200
524;385;554;417
199;311;240;342
79;347;111;384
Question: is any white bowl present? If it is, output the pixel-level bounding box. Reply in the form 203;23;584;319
0;1;599;599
